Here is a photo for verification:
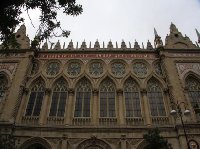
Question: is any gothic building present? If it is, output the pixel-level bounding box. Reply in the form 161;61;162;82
0;23;200;149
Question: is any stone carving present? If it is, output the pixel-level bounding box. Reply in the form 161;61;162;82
0;63;17;76
133;62;148;77
111;62;125;77
176;63;200;78
46;62;60;76
67;62;81;76
89;62;103;76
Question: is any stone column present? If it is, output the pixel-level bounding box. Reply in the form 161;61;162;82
120;135;127;149
92;89;99;125
39;88;51;125
65;89;74;125
117;89;125;125
141;89;151;126
15;87;29;123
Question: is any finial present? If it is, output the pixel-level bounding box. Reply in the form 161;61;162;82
142;42;144;49
195;28;200;43
89;41;91;48
116;42;118;48
129;42;131;48
63;42;65;49
76;42;78;49
103;41;105;48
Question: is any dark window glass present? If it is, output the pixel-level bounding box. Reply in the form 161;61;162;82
186;77;200;109
25;80;45;116
147;79;166;116
124;78;141;117
74;78;91;117
49;79;68;117
0;75;8;101
100;79;116;117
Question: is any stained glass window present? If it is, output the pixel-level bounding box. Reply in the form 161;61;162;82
46;62;60;76
154;63;163;76
100;79;116;117
89;62;103;76
124;78;141;117
30;61;39;75
147;79;166;116
74;78;91;117
67;62;81;76
133;62;147;77
49;79;68;117
186;77;200;109
111;62;125;77
0;75;7;101
25;80;45;116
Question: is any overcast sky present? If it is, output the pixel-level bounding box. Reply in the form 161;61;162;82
22;0;200;48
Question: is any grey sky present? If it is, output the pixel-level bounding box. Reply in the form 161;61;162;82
22;0;200;47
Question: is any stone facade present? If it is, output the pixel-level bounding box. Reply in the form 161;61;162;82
0;23;200;149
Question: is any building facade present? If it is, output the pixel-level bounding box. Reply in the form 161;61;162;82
0;23;200;149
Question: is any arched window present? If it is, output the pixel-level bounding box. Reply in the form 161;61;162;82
74;78;91;117
25;80;45;116
124;78;141;117
0;75;8;101
186;76;200;109
49;79;68;117
147;79;166;116
100;79;116;117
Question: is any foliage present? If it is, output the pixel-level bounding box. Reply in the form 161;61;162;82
143;128;172;149
0;0;83;48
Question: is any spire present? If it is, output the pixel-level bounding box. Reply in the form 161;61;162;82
81;40;87;50
147;40;153;50
42;41;48;51
170;22;179;34
121;40;126;49
54;40;61;50
154;28;158;37
134;40;140;50
107;40;113;49
195;28;200;43
94;39;100;49
68;39;73;49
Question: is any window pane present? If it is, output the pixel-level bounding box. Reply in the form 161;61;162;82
49;92;59;116
25;92;36;116
33;92;44;116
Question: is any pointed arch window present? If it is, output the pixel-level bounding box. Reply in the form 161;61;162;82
186;76;200;109
74;78;91;117
0;75;8;101
147;79;166;116
25;80;45;116
124;78;141;117
100;79;116;117
49;79;68;117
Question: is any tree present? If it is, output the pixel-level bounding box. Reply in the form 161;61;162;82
143;128;172;149
0;0;83;48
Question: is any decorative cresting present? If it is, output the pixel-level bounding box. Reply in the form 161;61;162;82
99;78;117;125
49;79;68;117
67;62;81;76
25;79;45;117
0;74;8;102
124;78;143;125
111;62;125;77
46;61;60;76
186;76;200;110
154;62;163;76
76;137;112;149
30;60;39;75
19;137;51;149
89;62;103;76
74;78;92;117
133;62;148;77
147;78;168;125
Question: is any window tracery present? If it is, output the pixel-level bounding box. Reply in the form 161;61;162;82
0;75;7;101
46;62;60;76
124;78;141;117
25;80;45;116
30;61;39;75
100;79;116;117
49;79;68;117
111;62;125;77
186;77;200;109
67;62;81;76
74;78;91;117
133;62;147;77
89;62;103;76
147;79;166;116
